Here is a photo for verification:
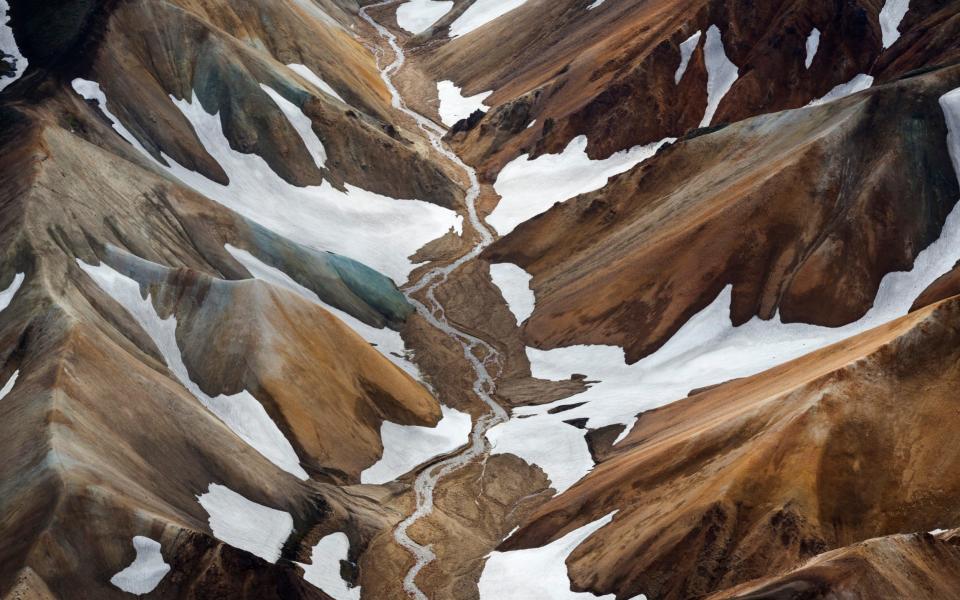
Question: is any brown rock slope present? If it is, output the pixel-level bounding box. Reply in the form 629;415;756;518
499;294;960;600
707;530;960;600
485;65;960;363
0;0;463;597
408;0;960;178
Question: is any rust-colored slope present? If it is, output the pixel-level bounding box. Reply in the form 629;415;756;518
91;248;440;481
708;530;960;600
499;294;960;600
485;66;960;363
414;0;960;178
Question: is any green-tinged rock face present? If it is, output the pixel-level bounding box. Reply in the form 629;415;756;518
327;251;414;325
244;219;413;329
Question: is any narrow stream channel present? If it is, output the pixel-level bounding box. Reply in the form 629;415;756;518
358;2;511;598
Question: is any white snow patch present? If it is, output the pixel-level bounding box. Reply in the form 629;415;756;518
929;528;948;535
298;533;361;600
478;512;621;599
489;262;535;325
0;370;16;400
489;135;673;236
940;88;960;184
260;84;327;169
700;25;739;127
396;0;454;34
804;28;821;69
448;0;529;37
527;119;536;129
224;245;423;379
287;63;345;103
808;73;874;106
71;79;462;283
361;405;472;484
196;483;293;563
880;0;910;48
110;536;171;595
675;30;702;84
437;80;492;127
78;259;309;479
0;272;23;312
488;87;960;495
0;0;27;91
587;0;607;10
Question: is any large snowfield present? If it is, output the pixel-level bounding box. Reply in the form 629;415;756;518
396;0;454;34
196;483;294;563
70;79;462;285
488;135;673;236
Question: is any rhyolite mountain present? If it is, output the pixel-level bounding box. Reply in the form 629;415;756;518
0;0;959;599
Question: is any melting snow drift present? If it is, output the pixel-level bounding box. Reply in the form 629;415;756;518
287;63;345;102
396;0;454;34
437;80;492;127
478;512;622;600
879;0;910;48
804;28;821;69
197;484;293;563
809;73;874;106
700;25;739;127
448;0;529;37
361;406;472;484
0;0;27;91
110;536;171;595
675;30;702;84
489;135;673;236
489;263;535;325
298;533;361;600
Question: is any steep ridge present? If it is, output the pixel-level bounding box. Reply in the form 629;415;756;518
498;294;960;599
413;0;960;177
0;0;468;597
485;64;960;361
2;0;960;599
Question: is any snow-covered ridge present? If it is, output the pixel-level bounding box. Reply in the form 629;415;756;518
78;259;309;479
110;536;171;595
485;86;960;496
196;483;293;563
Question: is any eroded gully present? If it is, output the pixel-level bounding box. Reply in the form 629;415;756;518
358;3;510;599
